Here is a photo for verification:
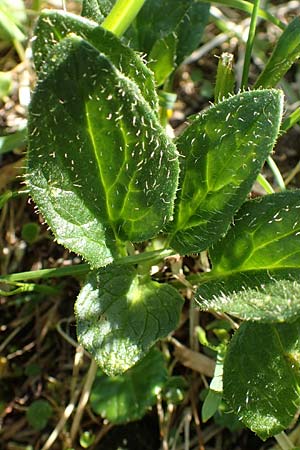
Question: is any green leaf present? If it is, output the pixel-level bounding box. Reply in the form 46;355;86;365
223;320;300;440
127;0;209;66
75;264;183;375
26;399;53;430
90;348;167;423
202;390;222;423
214;402;242;432
197;191;300;323
202;350;224;422
27;36;179;267
0;125;27;155
148;34;177;86
174;1;210;65
21;222;40;244
255;17;300;89
0;191;14;210
80;431;95;448
0;72;12;100
32;10;158;112
0;0;26;42
169;89;283;254
81;0;115;24
162;376;187;404
214;53;235;102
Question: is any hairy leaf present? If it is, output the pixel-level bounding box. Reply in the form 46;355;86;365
75;264;183;375
169;89;283;254
27;36;179;267
224;320;300;440
81;0;115;23
32;10;158;112
127;0;209;66
255;17;300;89
197;191;300;322
90;348;167;423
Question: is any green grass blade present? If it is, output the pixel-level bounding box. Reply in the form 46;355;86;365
255;17;300;88
200;0;285;30
241;0;260;89
281;107;300;134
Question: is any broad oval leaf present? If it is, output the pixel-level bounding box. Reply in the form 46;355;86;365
197;191;300;322
90;348;167;423
224;320;300;440
32;10;158;112
255;17;300;89
27;36;179;267
168;89;284;254
75;264;183;375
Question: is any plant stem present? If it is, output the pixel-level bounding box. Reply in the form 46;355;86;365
241;0;260;89
281;107;300;134
0;249;174;283
0;264;91;283
267;156;286;191
32;0;41;11
214;52;235;102
256;173;275;194
102;0;146;37
275;432;295;450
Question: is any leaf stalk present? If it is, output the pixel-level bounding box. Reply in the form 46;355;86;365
102;0;146;37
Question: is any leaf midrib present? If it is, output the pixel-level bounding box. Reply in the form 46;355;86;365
85;101;118;236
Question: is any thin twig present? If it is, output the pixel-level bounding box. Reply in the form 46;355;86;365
41;394;80;450
275;432;295;450
41;348;84;450
170;337;215;377
70;359;98;442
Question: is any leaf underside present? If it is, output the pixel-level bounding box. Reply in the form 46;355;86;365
75;264;183;375
224;320;300;440
197;191;300;323
27;36;179;267
169;89;283;254
90;348;167;423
